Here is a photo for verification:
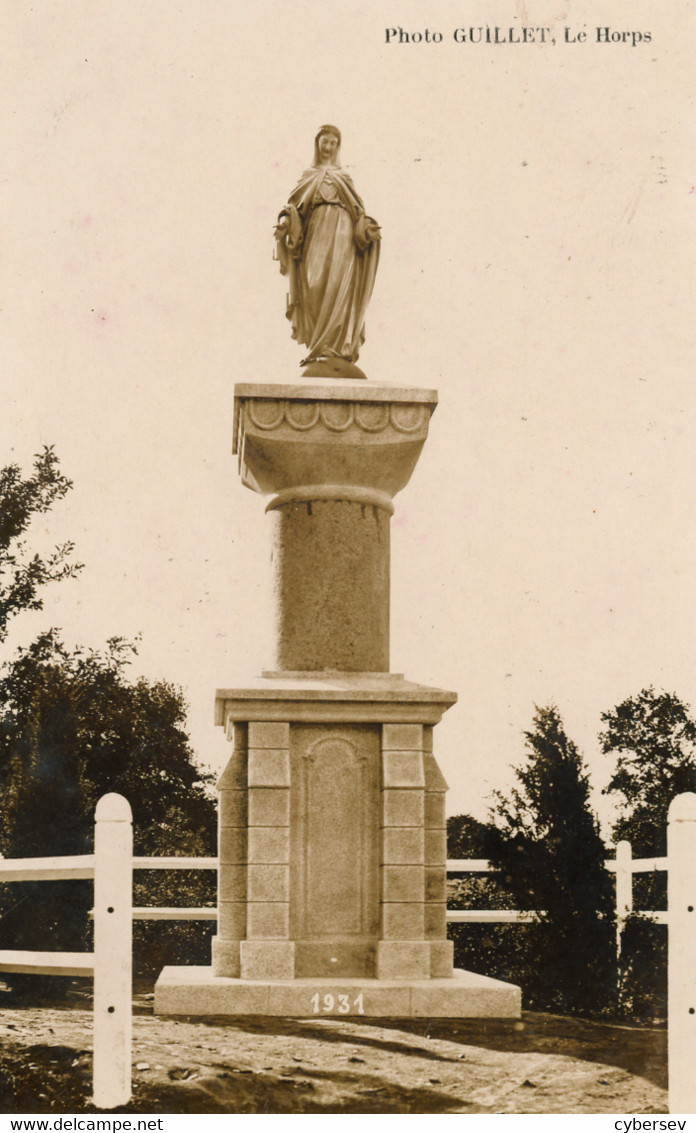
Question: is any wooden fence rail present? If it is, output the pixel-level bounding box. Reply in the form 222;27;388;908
106;845;670;934
446;847;670;938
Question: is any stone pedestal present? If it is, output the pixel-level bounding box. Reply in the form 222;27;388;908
234;378;435;674
208;675;458;982
154;378;520;1019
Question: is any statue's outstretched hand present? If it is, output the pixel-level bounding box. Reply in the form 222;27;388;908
354;214;381;253
274;205;304;272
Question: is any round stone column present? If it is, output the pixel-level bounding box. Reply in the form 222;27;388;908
233;379;437;673
269;496;390;672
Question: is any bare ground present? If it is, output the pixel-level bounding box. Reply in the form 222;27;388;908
0;983;667;1114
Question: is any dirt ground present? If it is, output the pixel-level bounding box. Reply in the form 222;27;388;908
0;982;667;1114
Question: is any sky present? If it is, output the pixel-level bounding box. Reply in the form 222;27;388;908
2;0;694;831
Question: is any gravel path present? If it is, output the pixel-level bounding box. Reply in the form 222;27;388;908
0;987;668;1114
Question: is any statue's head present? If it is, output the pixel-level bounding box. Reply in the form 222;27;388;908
314;125;341;166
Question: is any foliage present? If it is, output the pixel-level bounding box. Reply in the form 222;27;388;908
446;812;516;912
132;871;216;977
446;812;528;990
0;631;217;964
448;922;537;993
600;687;696;856
616;915;667;1021
0;447;82;643
446;813;491;860
0;630;216;860
483;705;616;1014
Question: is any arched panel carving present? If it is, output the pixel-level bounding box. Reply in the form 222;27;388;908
291;725;380;943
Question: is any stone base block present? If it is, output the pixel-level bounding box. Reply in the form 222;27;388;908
211;936;240;977
430;939;454;978
376;940;431;979
240;939;295;979
294;940;375;979
154;966;521;1018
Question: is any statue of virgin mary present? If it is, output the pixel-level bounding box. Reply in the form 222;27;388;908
274;126;380;378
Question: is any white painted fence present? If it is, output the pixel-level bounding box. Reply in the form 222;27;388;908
445;859;545;925
1;792;694;1113
0;793;133;1109
446;844;669;947
0;795;218;1108
666;792;696;1114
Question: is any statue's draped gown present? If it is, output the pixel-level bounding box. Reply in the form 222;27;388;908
276;166;380;363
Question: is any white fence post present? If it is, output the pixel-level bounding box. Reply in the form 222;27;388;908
615;839;633;959
668;791;696;1115
93;793;132;1110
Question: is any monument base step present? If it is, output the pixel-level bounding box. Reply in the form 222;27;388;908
154;965;521;1019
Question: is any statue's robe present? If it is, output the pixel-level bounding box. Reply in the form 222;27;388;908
275;166;380;363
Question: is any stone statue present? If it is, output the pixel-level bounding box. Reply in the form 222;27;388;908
274;125;380;379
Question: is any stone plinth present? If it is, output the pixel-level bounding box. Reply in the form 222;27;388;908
155;674;520;1018
207;674;457;984
155;967;521;1019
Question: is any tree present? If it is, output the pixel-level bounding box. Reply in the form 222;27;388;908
446;813;491;860
0;629;217;963
0;449;218;979
0;629;216;858
487;705;616;1013
0;447;82;642
600;687;696;856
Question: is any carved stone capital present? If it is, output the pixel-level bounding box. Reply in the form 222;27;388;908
233;379;437;508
